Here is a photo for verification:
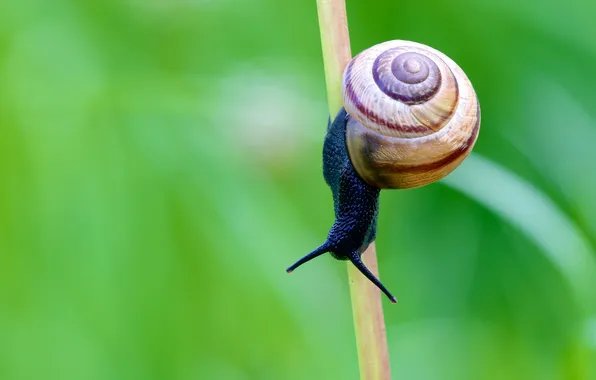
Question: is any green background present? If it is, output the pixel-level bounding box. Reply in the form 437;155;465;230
1;0;596;379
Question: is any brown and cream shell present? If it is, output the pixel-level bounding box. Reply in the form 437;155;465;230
342;40;480;189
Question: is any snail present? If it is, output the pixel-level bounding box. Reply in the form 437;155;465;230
286;40;480;303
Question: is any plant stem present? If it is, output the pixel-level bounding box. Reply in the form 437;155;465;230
315;1;393;379
316;0;351;114
348;244;392;380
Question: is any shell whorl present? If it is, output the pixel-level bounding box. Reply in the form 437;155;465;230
372;50;442;104
342;40;480;189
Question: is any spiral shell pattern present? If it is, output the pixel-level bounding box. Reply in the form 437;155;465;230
342;40;480;189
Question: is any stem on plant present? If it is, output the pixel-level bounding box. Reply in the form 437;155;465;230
315;0;393;379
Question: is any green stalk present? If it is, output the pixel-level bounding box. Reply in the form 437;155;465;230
315;1;393;379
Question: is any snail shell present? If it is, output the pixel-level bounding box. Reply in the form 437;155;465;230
342;40;480;189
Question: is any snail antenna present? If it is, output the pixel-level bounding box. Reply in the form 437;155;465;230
349;252;397;303
286;242;331;273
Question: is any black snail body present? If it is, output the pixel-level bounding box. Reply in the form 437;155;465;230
286;108;392;301
286;40;480;303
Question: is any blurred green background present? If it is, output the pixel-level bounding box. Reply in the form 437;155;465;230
1;0;596;379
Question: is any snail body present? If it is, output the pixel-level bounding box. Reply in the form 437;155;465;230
286;40;480;302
